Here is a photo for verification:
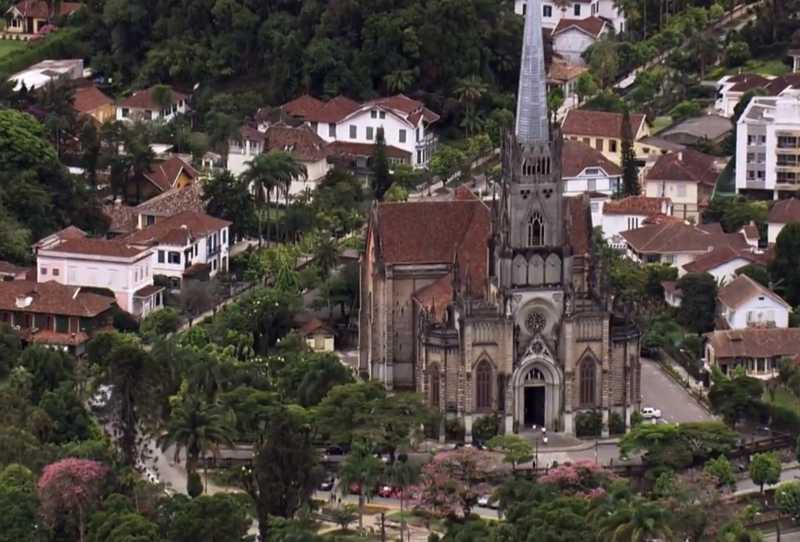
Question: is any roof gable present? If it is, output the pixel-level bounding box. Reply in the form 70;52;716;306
562;109;646;139
645;149;721;186
717;274;789;310
561;140;622;177
768;198;800;224
553;16;606;38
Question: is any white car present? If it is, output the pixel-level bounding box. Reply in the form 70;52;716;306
641;407;662;419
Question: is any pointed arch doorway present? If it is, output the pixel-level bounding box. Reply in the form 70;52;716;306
511;356;563;431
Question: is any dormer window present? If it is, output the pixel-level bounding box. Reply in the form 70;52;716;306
528;212;544;246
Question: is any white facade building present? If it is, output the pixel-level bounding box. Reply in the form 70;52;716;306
560;139;622;196
717;274;790;330
515;0;624;33
736;92;800;199
600;196;673;249
280;94;439;168
117;86;190;123
552;17;607;66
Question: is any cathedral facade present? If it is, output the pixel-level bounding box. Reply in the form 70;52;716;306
359;0;641;438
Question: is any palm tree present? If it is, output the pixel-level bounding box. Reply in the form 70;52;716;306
158;396;235;494
384;70;415;94
599;497;674;542
241;152;307;246
454;75;488;105
338;441;384;531
390;458;419;542
314;235;340;278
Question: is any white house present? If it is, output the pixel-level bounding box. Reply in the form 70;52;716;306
279;94;440;168
117;86;190;123
552;17;608;66
681;244;768;284
34;228;162;318
8;58;83;91
600;196;672;249
123;211;231;289
717;274;789;330
714;73;770;117
514;0;624;33
767;197;800;244
620;222;751;276
561;139;622;196
227;125;265;179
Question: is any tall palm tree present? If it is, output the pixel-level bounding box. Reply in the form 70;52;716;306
390;459;419;542
241;151;306;246
338;441;384;531
599;497;675;542
383;69;415;94
314;235;340;278
454;75;488;106
158;396;235;494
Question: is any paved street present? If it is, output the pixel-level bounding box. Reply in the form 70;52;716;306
640;358;715;424
764;526;800;541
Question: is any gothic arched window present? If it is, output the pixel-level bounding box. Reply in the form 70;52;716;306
430;363;440;407
579;358;597;406
528;212;544;246
476;361;492;410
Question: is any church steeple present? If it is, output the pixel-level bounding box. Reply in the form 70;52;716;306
515;0;549;144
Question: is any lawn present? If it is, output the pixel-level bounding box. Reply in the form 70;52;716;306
0;39;27;60
765;386;800;416
707;57;792;80
651;116;673;134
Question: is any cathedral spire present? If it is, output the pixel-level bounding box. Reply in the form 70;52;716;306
515;0;549;144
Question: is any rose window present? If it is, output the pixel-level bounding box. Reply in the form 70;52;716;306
526;311;546;334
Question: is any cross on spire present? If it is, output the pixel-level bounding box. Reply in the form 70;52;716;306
515;0;549;144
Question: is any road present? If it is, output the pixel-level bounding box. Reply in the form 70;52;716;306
640;358;714;424
735;467;800;496
764;526;800;541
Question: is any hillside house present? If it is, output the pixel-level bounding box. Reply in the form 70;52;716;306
5;0;81;35
551;17;608;66
705;328;800;380
600;196;672;249
117;86;189;123
561;139;622;196
767;197;800;244
125;155;199;204
514;0;625;33
716;274;789;330
72;85;115;124
561;109;649;165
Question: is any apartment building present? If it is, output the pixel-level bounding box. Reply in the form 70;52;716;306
735;92;800;199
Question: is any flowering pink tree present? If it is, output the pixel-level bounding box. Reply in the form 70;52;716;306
538;460;615;495
37;458;109;542
419;448;494;519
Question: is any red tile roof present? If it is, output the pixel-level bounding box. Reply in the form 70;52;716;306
706;328;800;359
764;73;800;96
717;274;788;310
300;317;335;336
0;280;115;317
42;237;151;258
682;245;764;274
768;198;800;224
645;149;721;187
621;222;749;254
264;125;328;162
553;16;606;37
561;140;621;177
548;60;588;84
642;213;683;225
10;0;81;18
602;196;669;216
119;86;188;110
142;156;199;192
562;109;646;139
728;73;770;93
328;141;411;160
102;203;137;235
72;85;113;114
0;260;29;277
124;210;230;246
282;93;439;125
135;183;204;218
375;199;490;297
366;94;440;125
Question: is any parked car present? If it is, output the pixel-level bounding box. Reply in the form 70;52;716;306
477;494;498;509
319;477;335;491
641;407;662;419
377;484;395;498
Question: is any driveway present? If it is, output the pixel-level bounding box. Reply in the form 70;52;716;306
640;358;715;424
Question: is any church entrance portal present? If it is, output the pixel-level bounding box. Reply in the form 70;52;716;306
524;386;545;427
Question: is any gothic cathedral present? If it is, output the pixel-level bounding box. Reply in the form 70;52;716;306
359;0;641;438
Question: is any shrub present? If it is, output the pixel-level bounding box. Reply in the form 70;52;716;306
575;411;603;438
112;310;139;332
139;307;180;342
187;470;203;498
630;411;644;427
725;41;751;67
609;412;625;435
472;413;500;442
445;418;465;442
768;403;800;434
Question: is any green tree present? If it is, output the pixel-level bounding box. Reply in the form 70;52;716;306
139;308;180;343
575;73;598;105
687;31;719;79
372;127;391;200
770;222;800;306
0;464;41;542
240;406;319;542
430;145;467;182
676;272;717;333
312;235;339;278
620;107;640;197
587;38;620;88
157;396;234;494
487;434;533;472
160;494;252;542
242;152;307;245
776;480;800;521
390;457;419;541
749;452;781;494
547;87;564;124
704;455;736;489
384;183;409;202
338;441;384;530
150;84;174;112
708;369;765;428
598;497;674;542
326;504;359;531
725;41;751;67
202;170;257;239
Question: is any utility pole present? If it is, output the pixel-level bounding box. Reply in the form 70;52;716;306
380;512;386;542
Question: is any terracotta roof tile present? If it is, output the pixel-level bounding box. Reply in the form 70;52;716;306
768;198;800;224
645;149;722;187
282;95;360;123
134;183;204;217
11;1;81;18
728;73;770;92
142;156;199;192
119;86;188;110
366;94;440;124
642;213;684;225
548;60;588;84
621;222;748;254
264;125;328;162
717;274;788;310
102;203;137;235
42;238;151;258
328;141;411;160
561;140;621;177
682;245;762;273
72;85;113;113
562;109;646;139
375;200;489;297
0;260;29;277
602;196;669;216
300;317;335;335
706;328;800;359
553;16;606;37
0;280;115;317
124;210;230;246
764;73;800;96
